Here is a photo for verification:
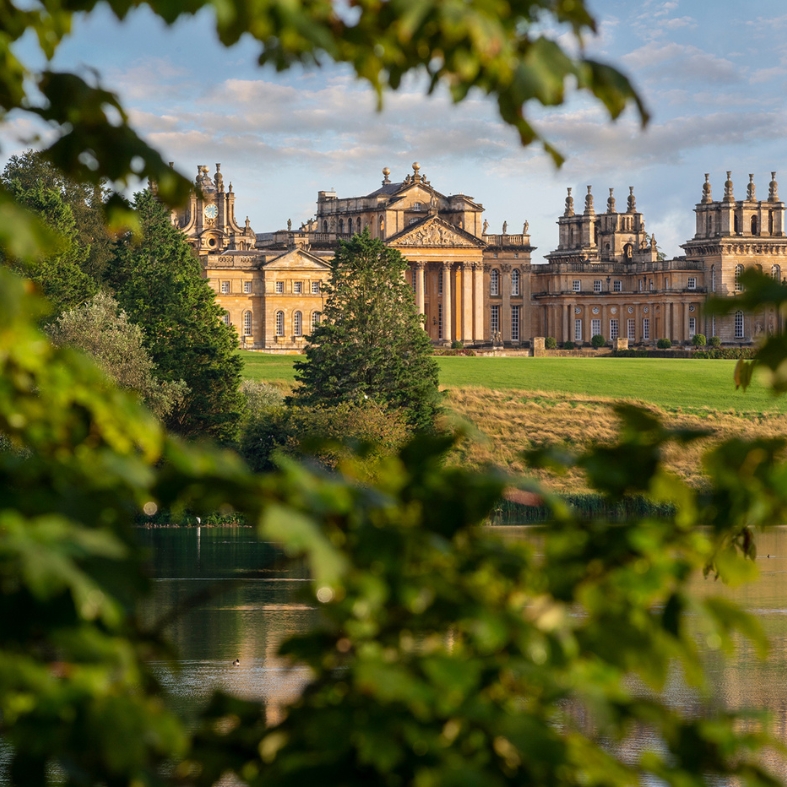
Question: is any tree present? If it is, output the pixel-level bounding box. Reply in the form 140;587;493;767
107;190;245;444
293;231;441;431
48;292;188;419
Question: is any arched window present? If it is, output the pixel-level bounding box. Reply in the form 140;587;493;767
490;269;500;296
773;265;782;281
711;265;716;292
311;311;321;330
338;219;344;234
512;269;520;296
706;214;713;235
222;312;230;326
242;310;252;336
293;311;302;337
275;311;284;336
735;310;744;339
751;215;759;235
322;220;328;233
734;214;740;234
568;226;574;245
735;264;744;292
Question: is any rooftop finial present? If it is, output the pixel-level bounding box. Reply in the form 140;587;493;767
382;166;391;185
584;185;595;215
627;186;636;213
412;161;421;182
770;171;779;201
724;171;734;202
564;187;575;217
702;173;712;204
607;187;616;214
747;174;756;201
214;163;224;192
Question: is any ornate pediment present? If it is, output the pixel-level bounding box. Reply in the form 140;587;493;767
391;217;482;249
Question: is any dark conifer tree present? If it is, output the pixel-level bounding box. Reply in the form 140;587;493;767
108;190;244;444
293;230;440;431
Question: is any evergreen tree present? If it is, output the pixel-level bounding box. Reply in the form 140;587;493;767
293;230;440;430
107;190;244;444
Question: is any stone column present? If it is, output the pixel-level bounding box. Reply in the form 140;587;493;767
462;262;473;342
442;262;453;344
562;302;569;343
415;262;426;318
473;263;485;342
501;264;511;342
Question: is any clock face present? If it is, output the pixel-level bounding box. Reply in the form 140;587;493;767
204;203;218;220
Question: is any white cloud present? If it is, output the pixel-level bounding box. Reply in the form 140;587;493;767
622;42;738;85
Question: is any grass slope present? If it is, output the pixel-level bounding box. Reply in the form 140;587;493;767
240;352;785;414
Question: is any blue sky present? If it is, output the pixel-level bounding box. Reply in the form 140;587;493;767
5;0;787;263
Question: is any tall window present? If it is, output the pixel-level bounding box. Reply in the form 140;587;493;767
593;280;602;293
734;214;740;234
643;318;650;340
512;269;520;296
438;270;443;295
222;312;230;326
490;269;500;296
511;306;520;341
689;317;696;338
772;265;781;281
735;310;744;339
338;219;344;234
412;271;417;294
735;264;744;292
311;312;321;330
275;311;284;336
242;311;252;336
490;305;500;336
609;319;619;341
311;281;321;294
751;216;758;235
711;316;716;338
572;279;581;292
711;265;716;292
627;319;635;341
243;281;252;294
293;311;302;337
438;304;444;340
221;281;230;294
769;210;774;235
275;281;284;294
613;280;622;292
348;218;353;234
687;277;696;290
574;319;583;342
591;318;601;337
293;281;303;294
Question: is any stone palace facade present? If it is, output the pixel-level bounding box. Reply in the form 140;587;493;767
172;164;786;351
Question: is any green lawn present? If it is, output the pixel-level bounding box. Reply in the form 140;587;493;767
239;352;787;414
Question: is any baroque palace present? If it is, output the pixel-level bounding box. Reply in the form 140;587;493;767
172;163;787;351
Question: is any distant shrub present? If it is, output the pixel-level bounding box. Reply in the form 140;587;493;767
694;348;756;359
433;348;477;356
563;340;575;350
545;337;557;349
692;333;707;346
591;334;606;348
451;340;464;349
657;338;672;349
710;335;722;347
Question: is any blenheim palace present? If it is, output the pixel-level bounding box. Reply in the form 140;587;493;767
173;163;786;351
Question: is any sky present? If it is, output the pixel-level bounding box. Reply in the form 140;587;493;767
4;0;787;263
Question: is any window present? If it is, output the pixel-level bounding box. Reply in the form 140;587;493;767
734;214;740;234
243;280;252;294
711;265;716;292
613;280;622;292
711;316;716;338
639;279;644;292
627;319;635;341
338;219;344;234
610;319;619;341
275;311;284;336
687;277;696;290
735;310;744;339
735;264;744;292
438;304;443;340
293;311;302;336
311;281;320;294
591;318;601;337
769;210;774;235
413;202;422;211
323;220;328;233
751;216;758;235
293;281;303;294
772;265;781;281
649;280;654;291
572;280;581;292
512;269;520;296
242;311;252;336
409;217;419;225
412;272;417;293
221;281;230;294
574;319;583;342
311;312;321;329
689;317;696;338
490;305;500;336
490;269;500;296
643;318;650;341
222;312;230;326
438;270;443;295
348;218;353;234
511;306;520;341
275;281;284;294
593;280;602;293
